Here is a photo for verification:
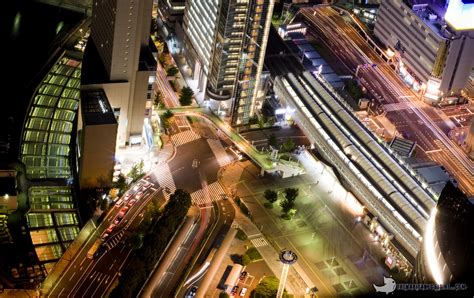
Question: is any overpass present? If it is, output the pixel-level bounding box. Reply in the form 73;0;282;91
274;71;438;259
159;107;304;178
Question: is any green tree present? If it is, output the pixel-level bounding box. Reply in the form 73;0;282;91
128;160;145;183
235;228;248;240
158;53;168;67
281;138;295;152
162;109;174;130
284;188;299;202
264;189;278;204
154;90;164;109
268;133;278;148
252;276;289;298
112;173;127;195
219;292;229;298
179;86;194;106
245;247;262;261
242;254;251;266
166;66;179;77
280;198;294;214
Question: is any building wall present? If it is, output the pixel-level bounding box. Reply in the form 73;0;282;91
183;0;219;77
374;0;443;83
89;0;154;146
375;0;474;95
206;0;275;126
79;123;118;188
440;33;474;93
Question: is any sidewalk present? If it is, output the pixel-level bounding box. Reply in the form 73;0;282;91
220;158;389;296
219;164;314;298
115;139;175;176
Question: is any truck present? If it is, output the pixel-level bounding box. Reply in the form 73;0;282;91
87;239;104;259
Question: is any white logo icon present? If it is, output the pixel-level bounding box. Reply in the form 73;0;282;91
373;276;397;294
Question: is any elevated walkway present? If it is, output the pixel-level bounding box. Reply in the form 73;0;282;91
159;107;304;177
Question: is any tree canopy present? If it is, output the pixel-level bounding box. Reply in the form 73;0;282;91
264;189;278;204
179;86;194;106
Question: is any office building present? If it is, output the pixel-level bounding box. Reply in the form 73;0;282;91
78;89;118;189
374;0;474;103
182;0;220;91
206;0;275;126
412;182;474;285
86;0;156;147
157;0;186;25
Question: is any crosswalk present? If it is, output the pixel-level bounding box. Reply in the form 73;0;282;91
190;181;226;207
383;102;412;112
171;130;201;147
207;139;232;167
155;164;176;199
250;237;270;248
104;230;125;250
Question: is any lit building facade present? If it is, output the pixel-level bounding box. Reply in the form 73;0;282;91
88;0;156;147
374;0;474;103
182;0;220;91
206;0;275;126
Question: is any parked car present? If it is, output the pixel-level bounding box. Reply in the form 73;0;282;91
231;286;239;295
239;271;248;280
240;287;248;296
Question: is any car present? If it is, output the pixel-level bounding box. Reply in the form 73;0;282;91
231;286;239;295
133;184;142;192
106;224;116;234
239;271;247;280
127;199;137;207
240;287;248;296
101;233;110;240
123;193;132;201
115;198;124;207
135;191;144;199
113;215;123;225
11;268;19;279
187;286;198;297
119;206;130;217
143;182;152;189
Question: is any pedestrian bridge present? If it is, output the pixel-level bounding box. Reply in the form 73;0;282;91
158;107;304;178
274;71;438;259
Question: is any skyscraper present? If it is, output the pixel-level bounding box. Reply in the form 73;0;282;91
206;0;275;126
183;0;220;91
86;0;156;147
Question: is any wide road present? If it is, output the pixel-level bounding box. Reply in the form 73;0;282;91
298;6;474;195
46;178;164;297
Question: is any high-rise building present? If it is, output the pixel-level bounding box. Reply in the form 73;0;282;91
157;0;186;25
86;0;156;147
374;0;474;103
412;182;474;286
206;0;275;126
182;0;220;91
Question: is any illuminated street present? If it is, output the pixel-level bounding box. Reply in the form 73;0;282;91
297;6;474;195
2;0;473;297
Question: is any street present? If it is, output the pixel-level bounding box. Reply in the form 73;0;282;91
297;6;474;195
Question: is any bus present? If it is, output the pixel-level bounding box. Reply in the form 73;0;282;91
87;239;104;259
